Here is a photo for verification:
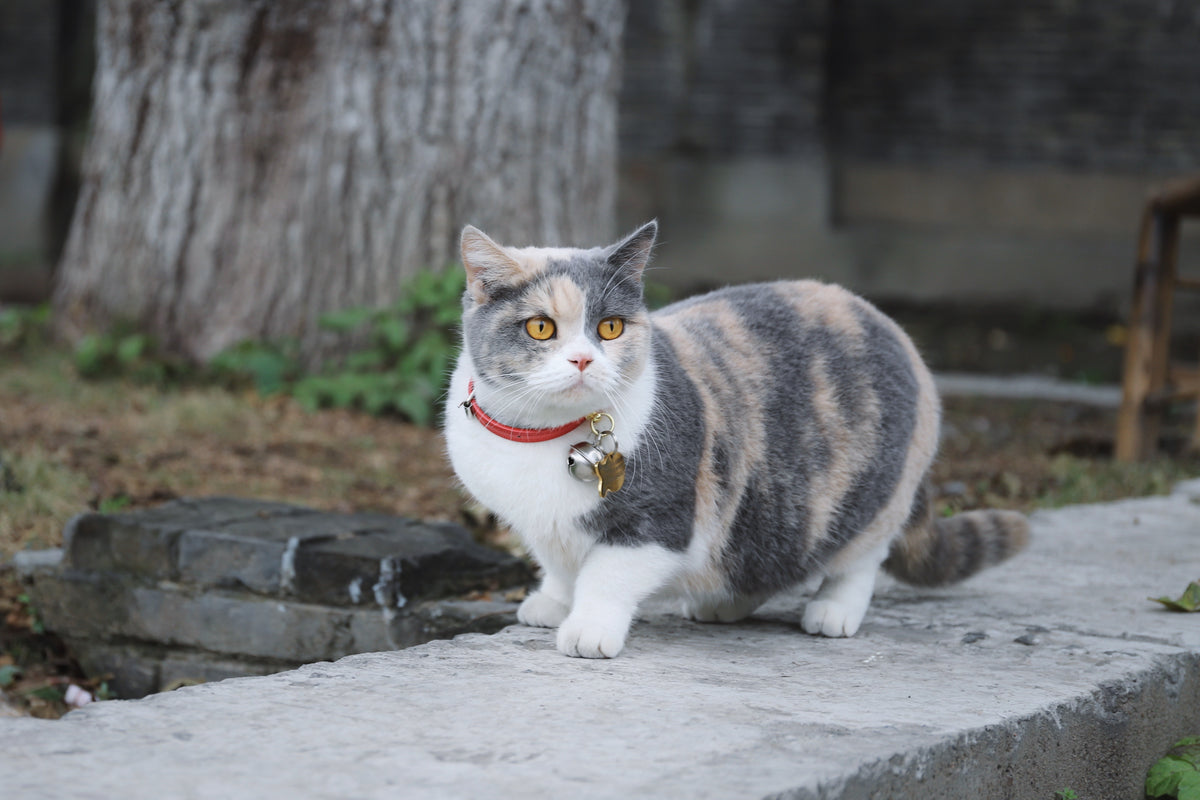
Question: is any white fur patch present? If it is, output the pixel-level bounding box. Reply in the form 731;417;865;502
444;349;660;594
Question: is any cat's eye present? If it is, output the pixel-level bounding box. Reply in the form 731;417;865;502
525;317;556;340
597;317;624;341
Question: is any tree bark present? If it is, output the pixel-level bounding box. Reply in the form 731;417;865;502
55;0;624;362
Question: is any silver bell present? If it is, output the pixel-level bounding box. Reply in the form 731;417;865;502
567;441;604;482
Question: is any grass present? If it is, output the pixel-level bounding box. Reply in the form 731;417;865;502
0;447;92;553
0;344;464;558
1038;453;1196;508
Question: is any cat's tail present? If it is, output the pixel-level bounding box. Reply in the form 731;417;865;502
883;483;1030;587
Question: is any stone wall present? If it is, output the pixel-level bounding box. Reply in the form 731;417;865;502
20;497;532;698
0;1;60;126
618;0;1200;321
621;0;827;158
0;0;94;301
828;0;1200;172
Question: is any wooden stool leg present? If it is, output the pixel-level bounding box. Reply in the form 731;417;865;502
1144;213;1181;453
1190;388;1200;454
1117;210;1177;460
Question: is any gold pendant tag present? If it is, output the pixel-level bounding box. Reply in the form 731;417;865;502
594;450;626;497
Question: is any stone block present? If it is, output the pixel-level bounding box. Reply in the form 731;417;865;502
63;498;304;578
67;640;297;699
32;569;130;641
291;520;531;607
176;528;287;594
26;497;531;699
416;599;519;638
64;512;184;579
33;570;348;662
126;587;357;663
12;547;62;577
158;654;294;692
69;641;163;700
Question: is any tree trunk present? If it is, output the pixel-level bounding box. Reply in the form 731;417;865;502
55;0;624;362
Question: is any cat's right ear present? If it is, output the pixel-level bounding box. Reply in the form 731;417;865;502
461;225;521;304
605;220;658;281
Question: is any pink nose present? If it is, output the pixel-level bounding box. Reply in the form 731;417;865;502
569;355;593;372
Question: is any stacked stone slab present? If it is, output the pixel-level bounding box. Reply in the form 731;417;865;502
21;497;531;698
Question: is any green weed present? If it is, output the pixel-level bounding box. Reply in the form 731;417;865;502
73;322;180;385
0;304;51;351
67;267;466;426
212;266;465;425
1036;454;1194;509
1147;737;1200;799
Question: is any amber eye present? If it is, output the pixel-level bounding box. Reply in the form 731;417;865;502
597;317;624;341
525;317;556;340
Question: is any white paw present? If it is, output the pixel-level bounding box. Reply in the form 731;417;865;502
801;599;865;638
517;591;570;629
556;610;630;658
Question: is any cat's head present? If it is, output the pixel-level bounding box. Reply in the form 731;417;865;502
458;221;658;421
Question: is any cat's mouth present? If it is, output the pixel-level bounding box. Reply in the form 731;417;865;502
553;373;603;403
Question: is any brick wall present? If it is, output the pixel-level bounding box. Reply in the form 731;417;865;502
620;0;828;158
621;0;1200;173
826;0;1200;172
0;0;60;125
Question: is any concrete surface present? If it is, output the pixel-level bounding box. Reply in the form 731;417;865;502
3;484;1200;799
935;372;1123;407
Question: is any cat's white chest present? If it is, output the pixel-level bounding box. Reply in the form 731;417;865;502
442;357;656;549
443;365;601;538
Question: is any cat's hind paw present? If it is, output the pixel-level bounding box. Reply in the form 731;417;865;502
517;591;570;629
801;599;866;638
556;611;630;658
685;594;762;623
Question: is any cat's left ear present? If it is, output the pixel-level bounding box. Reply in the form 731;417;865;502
605;220;658;282
461;225;523;304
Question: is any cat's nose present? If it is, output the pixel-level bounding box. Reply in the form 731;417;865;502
568;355;593;372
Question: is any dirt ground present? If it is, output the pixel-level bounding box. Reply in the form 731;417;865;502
2;345;1199;715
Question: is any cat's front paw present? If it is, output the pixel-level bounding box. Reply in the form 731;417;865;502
517;591;570;629
556;611;630;658
801;599;865;638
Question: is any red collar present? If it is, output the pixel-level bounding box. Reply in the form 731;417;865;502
464;379;590;443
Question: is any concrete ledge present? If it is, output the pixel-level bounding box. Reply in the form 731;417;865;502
3;486;1200;798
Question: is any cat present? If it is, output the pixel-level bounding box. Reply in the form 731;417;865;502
443;220;1029;659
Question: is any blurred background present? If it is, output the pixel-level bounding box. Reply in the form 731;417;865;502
4;0;1200;376
4;0;1200;715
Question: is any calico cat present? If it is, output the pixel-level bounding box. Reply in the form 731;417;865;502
443;221;1028;659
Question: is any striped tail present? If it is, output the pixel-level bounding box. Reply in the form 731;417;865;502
884;483;1030;587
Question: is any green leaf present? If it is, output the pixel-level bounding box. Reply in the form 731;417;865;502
1180;771;1200;800
73;334;108;376
27;685;63;702
1150;581;1200;612
115;334;147;365
362;388;392;416
1148;739;1200;798
374;317;410;353
317;308;374;332
395;389;432;426
99;495;132;514
1148;756;1191;796
0;664;21;687
346;350;387;372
